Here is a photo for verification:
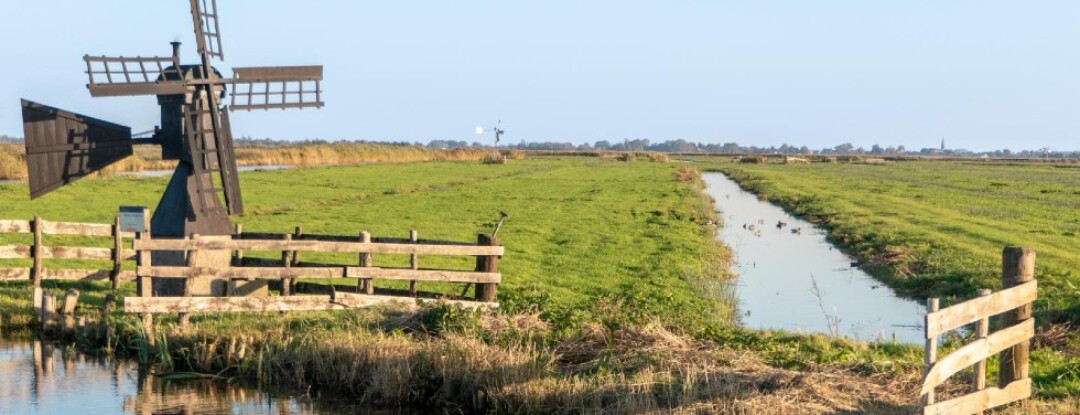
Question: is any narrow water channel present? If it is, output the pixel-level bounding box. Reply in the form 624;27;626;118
0;341;373;414
703;173;925;344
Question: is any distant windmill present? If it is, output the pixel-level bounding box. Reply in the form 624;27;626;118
20;0;324;237
493;120;504;146
474;121;504;147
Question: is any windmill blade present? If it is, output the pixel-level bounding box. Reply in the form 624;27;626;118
84;55;188;97
215;107;243;215
20;100;133;199
182;92;230;217
190;0;224;60
226;66;324;111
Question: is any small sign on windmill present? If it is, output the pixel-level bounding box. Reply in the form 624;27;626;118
20;0;325;238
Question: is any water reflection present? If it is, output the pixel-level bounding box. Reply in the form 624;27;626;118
0;340;356;415
704;173;926;343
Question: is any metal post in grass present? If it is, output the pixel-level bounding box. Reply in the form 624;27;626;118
110;216;122;290
999;247;1034;388
31;216;42;288
409;229;418;296
474;234;500;302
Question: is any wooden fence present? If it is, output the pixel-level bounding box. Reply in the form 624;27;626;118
921;247;1036;415
2;216;504;329
125;220;503;320
0;217;135;289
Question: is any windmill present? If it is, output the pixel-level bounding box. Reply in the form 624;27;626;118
20;0;324;238
492;120;504;146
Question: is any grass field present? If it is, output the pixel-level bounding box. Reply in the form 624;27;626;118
0;156;1075;412
700;158;1080;397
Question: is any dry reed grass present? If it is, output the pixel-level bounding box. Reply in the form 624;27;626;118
131;312;931;414
0;143;27;180
0;143;510;180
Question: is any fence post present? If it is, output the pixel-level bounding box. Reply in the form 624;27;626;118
358;231;372;294
40;291;56;333
474;234;500;302
233;224;244;266
179;235;198;328
281;233;292;296
32;286;44;320
409;229;418;296
31;216;42;288
62;289;79;332
290;226;302;292
972;288;991;415
999;247;1034;388
923;297;940;406
111;216;122;290
135;208;154;345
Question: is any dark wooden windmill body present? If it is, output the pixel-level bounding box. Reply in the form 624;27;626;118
21;0;324;239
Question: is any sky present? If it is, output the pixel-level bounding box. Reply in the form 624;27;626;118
1;1;1077;152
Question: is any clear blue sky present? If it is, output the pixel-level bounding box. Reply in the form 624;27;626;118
1;1;1077;151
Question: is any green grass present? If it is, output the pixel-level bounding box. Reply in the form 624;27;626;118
0;157;958;413
698;158;1080;397
0;158;732;332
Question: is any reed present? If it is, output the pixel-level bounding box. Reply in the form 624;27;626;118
0;143;515;180
0;143;27;180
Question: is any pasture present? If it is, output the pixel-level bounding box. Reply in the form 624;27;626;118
701;158;1080;397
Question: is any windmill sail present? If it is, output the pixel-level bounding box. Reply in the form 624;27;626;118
84;55;187;97
190;0;224;60
21;100;133;199
227;66;324;111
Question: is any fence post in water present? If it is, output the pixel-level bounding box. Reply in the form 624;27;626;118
31;216;42;288
111;216;122;290
62;289;79;332
135;208;154;345
973;288;992;415
40;290;55;333
359;231;373;294
474;234;500;302
281;233;292;296
409;229;418;296
922;297;940;406
999;247;1034;388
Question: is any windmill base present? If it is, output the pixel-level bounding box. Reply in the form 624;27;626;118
150;237;269;297
148;165;267;297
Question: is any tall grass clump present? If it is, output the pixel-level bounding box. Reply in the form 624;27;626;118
0;143;27;180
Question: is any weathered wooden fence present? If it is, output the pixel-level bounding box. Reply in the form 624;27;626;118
124;222;503;319
0;216;135;289
2;216;504;333
921;247;1036;415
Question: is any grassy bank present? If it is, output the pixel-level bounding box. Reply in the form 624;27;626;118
0;157;1072;412
700;158;1080;397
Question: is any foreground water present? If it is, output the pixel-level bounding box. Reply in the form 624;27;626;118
703;173;926;343
0;340;370;415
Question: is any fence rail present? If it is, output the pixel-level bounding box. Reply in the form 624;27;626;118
921;247;1035;415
